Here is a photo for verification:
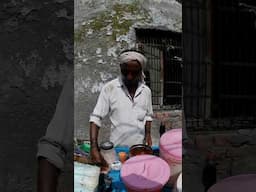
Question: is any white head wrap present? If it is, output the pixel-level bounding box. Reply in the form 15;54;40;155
119;51;147;82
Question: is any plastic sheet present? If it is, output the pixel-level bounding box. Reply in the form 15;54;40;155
74;162;100;192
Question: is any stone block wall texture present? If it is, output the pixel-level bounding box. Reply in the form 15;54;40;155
0;0;73;191
74;0;182;144
183;129;256;192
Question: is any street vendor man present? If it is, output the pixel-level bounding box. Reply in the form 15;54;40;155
90;49;154;165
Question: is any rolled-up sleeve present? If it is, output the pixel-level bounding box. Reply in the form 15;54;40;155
89;85;110;127
37;74;73;170
145;88;153;122
37;137;66;169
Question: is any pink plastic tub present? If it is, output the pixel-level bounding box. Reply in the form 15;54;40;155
208;174;256;192
159;128;182;186
121;155;170;192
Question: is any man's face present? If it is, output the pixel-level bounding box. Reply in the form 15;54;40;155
120;60;142;88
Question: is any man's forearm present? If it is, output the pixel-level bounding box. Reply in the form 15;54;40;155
37;157;60;192
90;122;100;148
90;122;106;166
144;121;152;146
145;121;151;136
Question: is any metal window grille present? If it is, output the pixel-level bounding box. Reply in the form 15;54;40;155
135;29;183;109
183;0;256;131
212;0;256;117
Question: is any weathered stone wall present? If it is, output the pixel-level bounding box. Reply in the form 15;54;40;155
74;0;182;143
194;129;256;178
0;0;73;191
183;130;256;191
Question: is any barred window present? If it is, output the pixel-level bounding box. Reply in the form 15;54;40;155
212;0;256;117
135;29;182;109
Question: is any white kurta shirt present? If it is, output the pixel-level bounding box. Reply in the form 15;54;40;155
89;77;153;147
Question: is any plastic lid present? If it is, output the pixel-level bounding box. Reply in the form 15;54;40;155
160;129;182;160
80;143;90;153
100;141;114;150
121;155;170;191
208;174;256;192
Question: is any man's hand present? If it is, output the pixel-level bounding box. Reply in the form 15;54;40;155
144;134;152;146
90;146;103;165
90;122;104;165
90;146;109;172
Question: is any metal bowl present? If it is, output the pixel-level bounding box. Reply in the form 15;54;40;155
129;144;153;157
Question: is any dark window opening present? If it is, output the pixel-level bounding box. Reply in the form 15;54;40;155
212;0;256;117
135;28;182;109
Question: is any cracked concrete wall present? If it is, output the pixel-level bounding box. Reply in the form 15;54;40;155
74;0;182;141
0;0;73;191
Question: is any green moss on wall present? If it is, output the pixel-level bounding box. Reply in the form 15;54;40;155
112;1;140;15
74;1;152;43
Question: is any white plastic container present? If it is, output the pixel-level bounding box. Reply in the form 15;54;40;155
74;162;100;192
100;141;116;167
175;173;182;192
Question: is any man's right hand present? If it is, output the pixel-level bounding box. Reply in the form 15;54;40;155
90;146;103;165
90;146;109;172
89;123;108;170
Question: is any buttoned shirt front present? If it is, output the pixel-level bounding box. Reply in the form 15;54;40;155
89;77;153;147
